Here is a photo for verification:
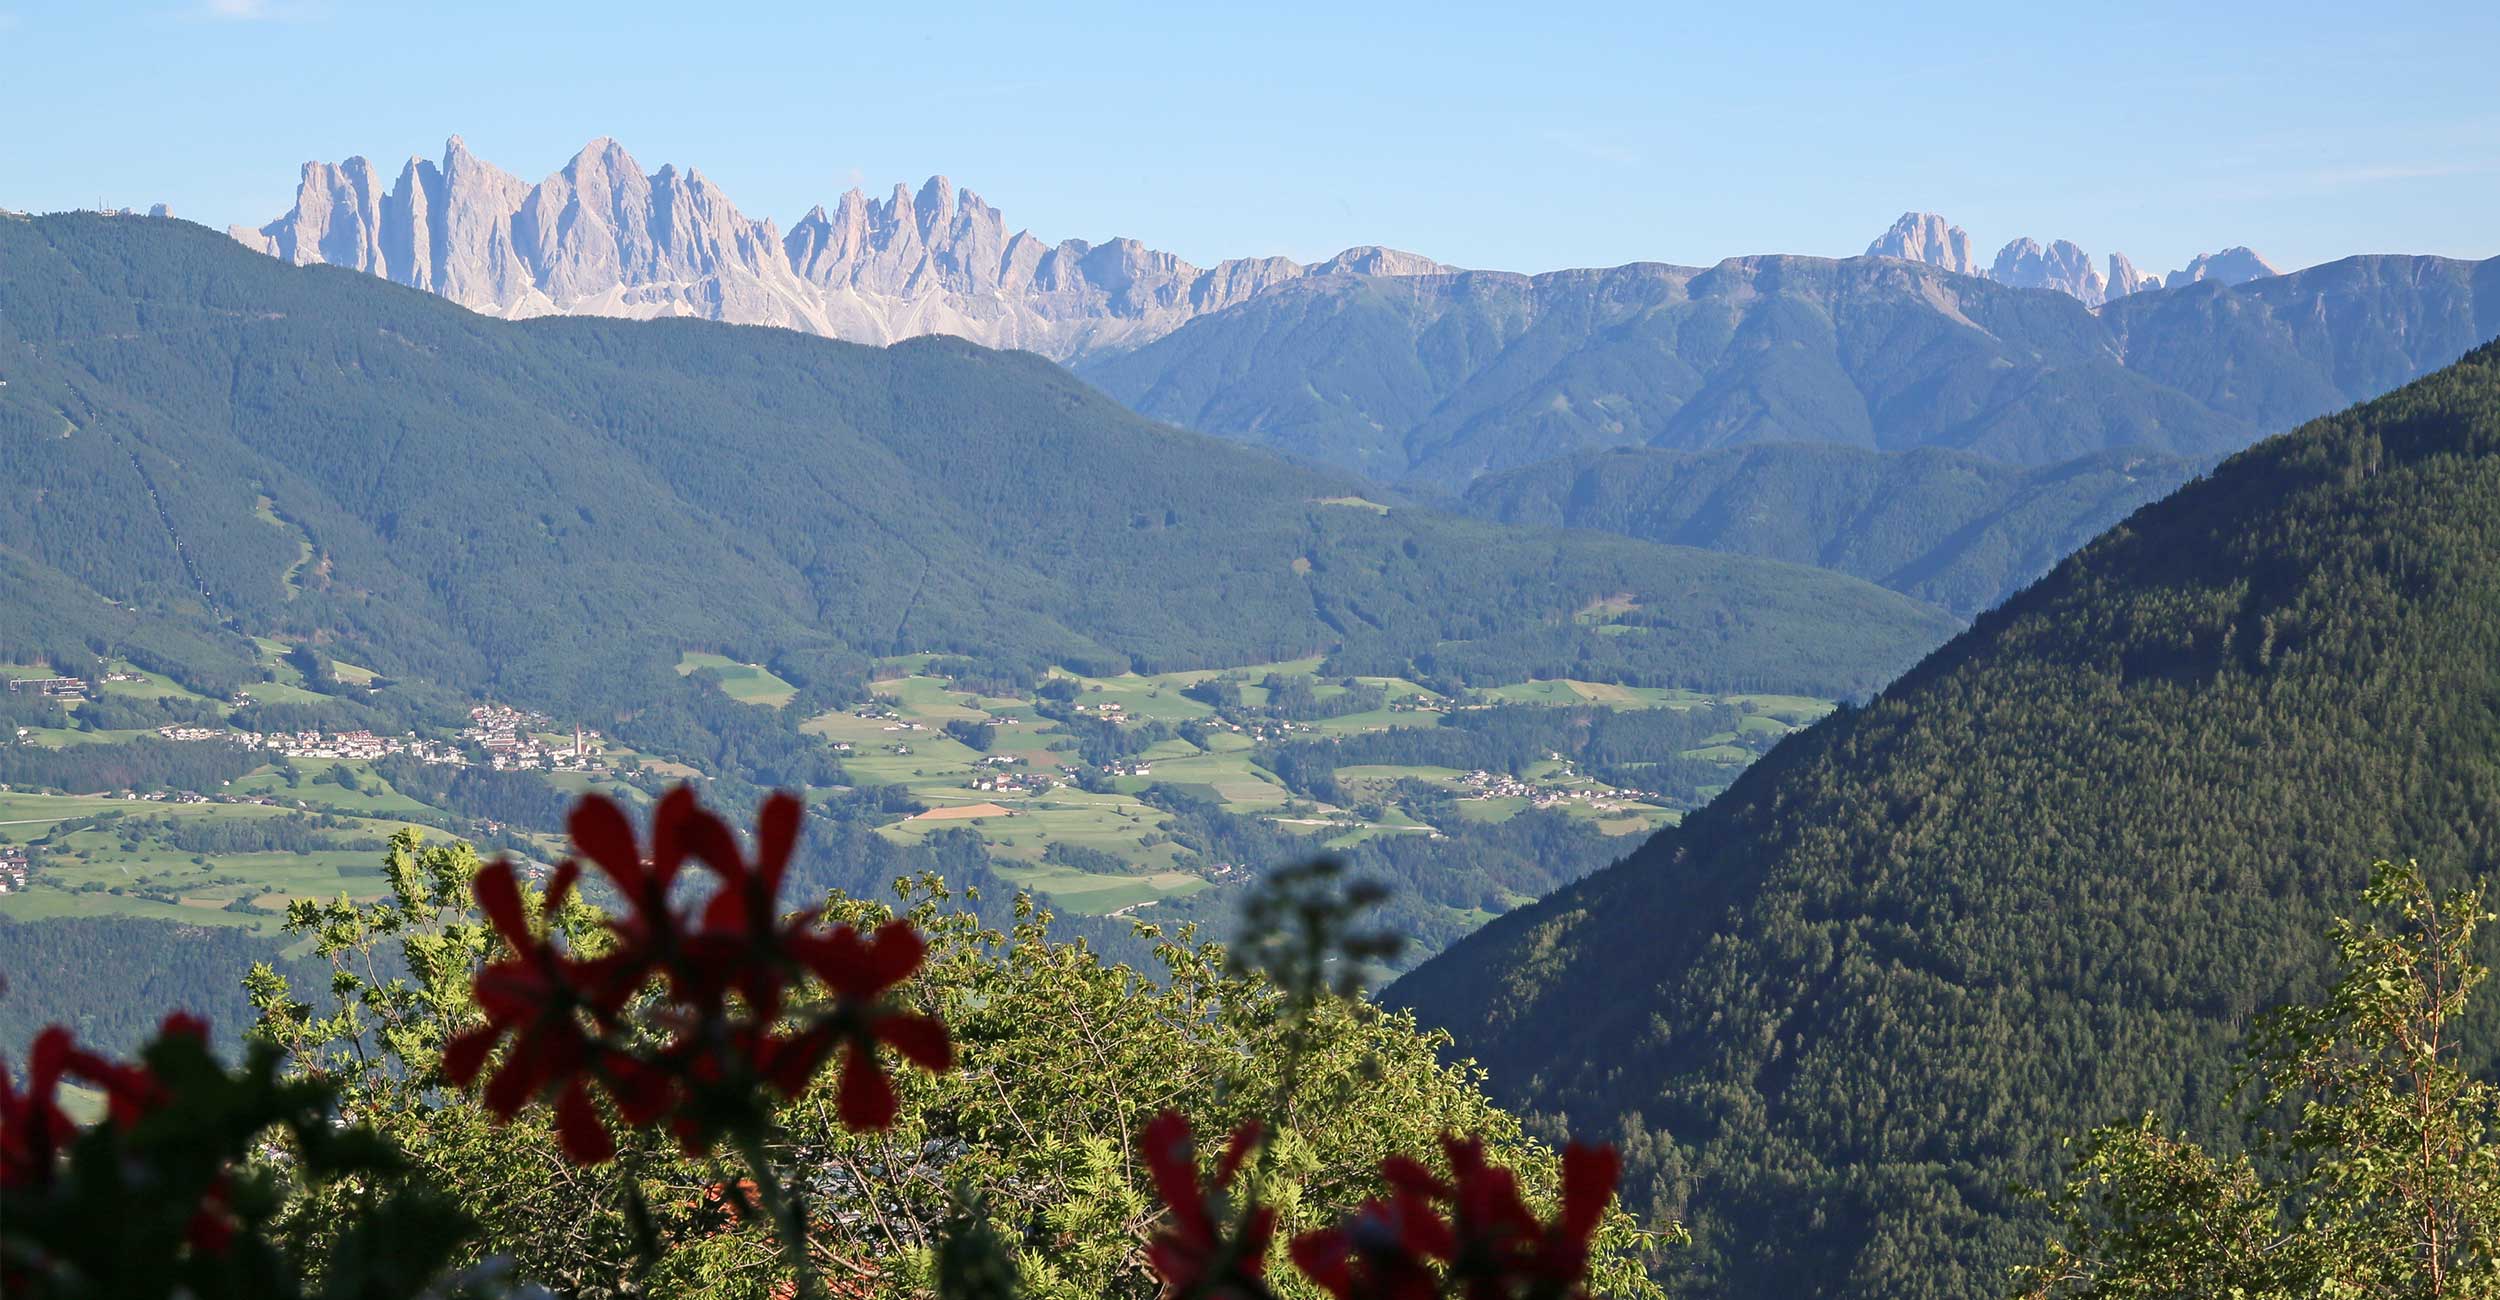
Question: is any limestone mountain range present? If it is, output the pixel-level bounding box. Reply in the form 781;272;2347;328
233;140;2286;362
1865;210;2277;306
231;136;1444;362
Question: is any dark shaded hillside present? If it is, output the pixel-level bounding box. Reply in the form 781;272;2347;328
1462;442;2202;615
1083;252;2500;488
1390;340;2500;1298
0;214;1955;716
0;916;324;1060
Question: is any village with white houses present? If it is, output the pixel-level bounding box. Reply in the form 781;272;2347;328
1455;753;1662;815
8;659;623;773
145;703;611;771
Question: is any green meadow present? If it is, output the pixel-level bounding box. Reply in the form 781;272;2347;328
677;653;799;707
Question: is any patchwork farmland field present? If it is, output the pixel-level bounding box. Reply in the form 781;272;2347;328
2;642;1824;938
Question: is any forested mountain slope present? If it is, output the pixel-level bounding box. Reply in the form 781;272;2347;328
1462;442;2202;615
1082;252;2500;487
1390;339;2500;1298
0;214;1954;716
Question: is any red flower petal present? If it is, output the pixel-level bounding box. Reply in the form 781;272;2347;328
872;1013;952;1074
699;882;750;937
553;1082;615;1164
1378;1154;1446;1199
601;1052;675;1126
1241;1204;1278;1266
860;919;927;990
157;1012;209;1043
834;1040;897;1131
649;786;720;888
472;860;532;950
440;1025;499;1086
569;793;646;893
758;1026;836;1099
27;1027;71;1091
481;1042;542;1118
755;791;802;896
1215;1118;1262;1188
1141;1110;1214;1246
1289;1228;1355;1299
1393;1191;1458;1261
470;958;552;1022
1557;1142;1619;1243
543;860;581;914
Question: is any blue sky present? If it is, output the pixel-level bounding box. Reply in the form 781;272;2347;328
4;1;2494;278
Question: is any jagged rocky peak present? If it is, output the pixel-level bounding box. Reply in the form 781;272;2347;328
2169;246;2279;288
235;136;1448;360
1311;246;1447;277
1863;213;2261;307
1991;237;2108;306
2105;252;2159;299
1866;212;1981;276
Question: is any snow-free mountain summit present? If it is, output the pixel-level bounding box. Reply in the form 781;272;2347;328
231;136;1441;361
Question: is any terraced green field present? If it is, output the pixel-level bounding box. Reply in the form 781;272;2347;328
0;792;428;934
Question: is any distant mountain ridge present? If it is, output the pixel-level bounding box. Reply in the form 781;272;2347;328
231;137;1444;362
1865;210;2279;305
5;213;1954;717
1081;250;2500;485
230;139;2301;366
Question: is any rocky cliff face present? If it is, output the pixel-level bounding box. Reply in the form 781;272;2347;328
2168;245;2280;287
1990;236;2108;305
233;137;1442;360
1862;213;2267;307
2105;252;2159;299
1865;212;1981;276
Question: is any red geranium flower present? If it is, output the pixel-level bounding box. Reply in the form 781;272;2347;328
1142;1109;1275;1300
568;787;741;1010
766;919;953;1130
441;858;671;1163
443;788;954;1158
1290;1138;1620;1300
1286;1167;1452;1300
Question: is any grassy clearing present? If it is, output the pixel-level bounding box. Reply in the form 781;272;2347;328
867;675;995;723
1477;679;1722;710
16;726;158;749
1309;707;1446;735
255;496;315;599
238;679;334;706
93;664;221;705
224;760;438;816
1042;670;1217;726
677;653;798;707
1332;763;1469;788
1728;694;1835;724
984;862;1207;915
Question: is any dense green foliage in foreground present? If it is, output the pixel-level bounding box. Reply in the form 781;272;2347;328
1463;443;2200;616
2019;862;2500;1299
236;831;1664;1298
1393;340;2500;1298
0;213;1950;722
1084;251;2500;487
